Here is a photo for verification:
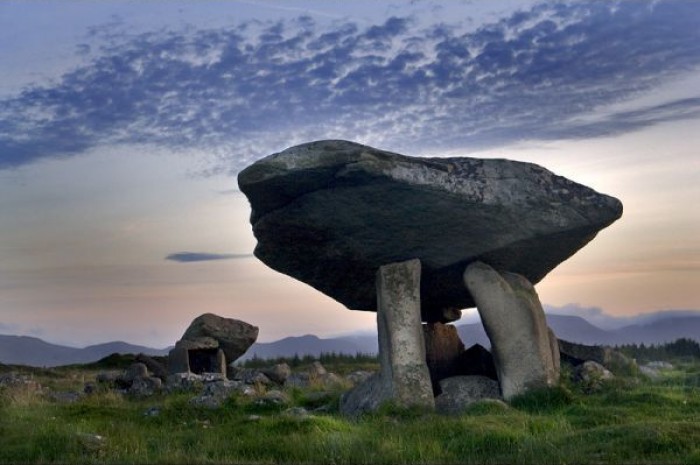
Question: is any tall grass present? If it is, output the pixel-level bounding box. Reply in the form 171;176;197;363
0;362;698;464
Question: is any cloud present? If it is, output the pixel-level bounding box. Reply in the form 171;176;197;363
165;252;254;263
1;1;699;172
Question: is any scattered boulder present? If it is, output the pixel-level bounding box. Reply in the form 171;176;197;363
129;376;162;397
229;367;273;386
464;262;559;400
559;339;636;373
261;363;292;384
575;361;614;391
238;140;622;321
190;380;244;408
434;376;502;415
257;389;290;406
309;361;327;377
135;353;168;381
0;372;41;391
339;373;388;417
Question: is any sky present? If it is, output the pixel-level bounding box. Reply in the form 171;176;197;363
0;0;698;348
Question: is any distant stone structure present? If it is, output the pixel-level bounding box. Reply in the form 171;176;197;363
238;140;623;412
168;313;258;375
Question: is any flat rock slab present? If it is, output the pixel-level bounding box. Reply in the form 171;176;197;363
238;140;622;321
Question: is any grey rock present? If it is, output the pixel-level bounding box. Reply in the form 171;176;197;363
166;372;204;392
125;363;149;381
144;407;161;417
283;406;311;418
376;259;434;409
339;373;389;417
190;380;243;408
340;260;434;416
463;262;558;400
309;361;327;377
435;376;502;415
129;377;162;397
76;433;107;452
285;372;311;388
95;371;119;384
645;361;673;370
576;361;614;391
261;363;291;384
180;313;258;364
230;368;272;386
135;353;168;380
257;389;290;405
0;372;41;391
238;140;622;321
559;339;636;373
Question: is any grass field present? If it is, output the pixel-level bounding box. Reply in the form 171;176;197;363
1;360;699;464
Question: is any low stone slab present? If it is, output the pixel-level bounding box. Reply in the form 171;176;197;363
434;375;502;415
238;140;622;321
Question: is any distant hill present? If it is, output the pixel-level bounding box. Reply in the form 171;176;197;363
0;335;169;367
240;334;378;361
2;312;699;367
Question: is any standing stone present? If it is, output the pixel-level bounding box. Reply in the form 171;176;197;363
463;261;558;400
340;259;434;415
423;322;466;394
377;259;434;408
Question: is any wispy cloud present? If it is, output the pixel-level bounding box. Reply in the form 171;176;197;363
2;1;699;172
165;252;254;263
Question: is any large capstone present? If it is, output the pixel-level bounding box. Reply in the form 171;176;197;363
238;140;622;322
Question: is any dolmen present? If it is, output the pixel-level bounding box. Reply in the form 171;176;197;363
168;313;258;376
238;140;622;414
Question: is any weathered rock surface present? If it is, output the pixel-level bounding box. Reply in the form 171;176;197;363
575;361;614;391
423;322;466;393
464;262;558;400
434;376;502;415
180;313;258;363
169;313;258;374
558;339;636;373
238;140;622;321
340;260;434;416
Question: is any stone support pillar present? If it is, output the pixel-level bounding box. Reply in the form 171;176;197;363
376;258;434;408
463;261;558;400
340;258;434;415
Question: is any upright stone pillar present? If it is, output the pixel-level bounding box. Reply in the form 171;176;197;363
340;258;434;415
463;261;558;400
376;258;434;408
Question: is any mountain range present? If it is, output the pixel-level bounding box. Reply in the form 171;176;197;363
1;313;699;367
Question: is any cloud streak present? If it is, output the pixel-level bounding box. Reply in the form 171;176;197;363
165;252;254;263
1;0;699;172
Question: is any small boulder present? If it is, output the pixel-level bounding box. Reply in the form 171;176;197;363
257;389;290;406
434;376;502;415
346;370;373;386
129;377;162;397
575;361;614;391
261;363;292;384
